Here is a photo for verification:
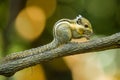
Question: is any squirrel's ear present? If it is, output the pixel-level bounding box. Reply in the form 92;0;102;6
76;15;82;20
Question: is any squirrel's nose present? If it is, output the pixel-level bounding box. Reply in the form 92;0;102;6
84;29;93;35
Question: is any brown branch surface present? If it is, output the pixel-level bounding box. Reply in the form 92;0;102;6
0;32;120;77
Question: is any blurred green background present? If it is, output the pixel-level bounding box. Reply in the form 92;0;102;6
0;0;120;80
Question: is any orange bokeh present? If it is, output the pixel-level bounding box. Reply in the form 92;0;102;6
26;0;56;18
15;6;46;41
14;64;46;80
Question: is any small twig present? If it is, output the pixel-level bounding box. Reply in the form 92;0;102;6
0;32;120;77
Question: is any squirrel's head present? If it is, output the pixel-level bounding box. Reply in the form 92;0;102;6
71;15;93;39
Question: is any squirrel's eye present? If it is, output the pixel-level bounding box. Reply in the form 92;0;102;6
76;19;81;25
84;24;89;28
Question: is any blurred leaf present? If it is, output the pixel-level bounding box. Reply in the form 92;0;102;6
86;0;117;18
0;76;6;80
46;58;69;71
0;1;8;29
58;5;77;18
0;31;3;58
91;18;117;35
7;43;27;54
57;0;74;4
116;5;120;28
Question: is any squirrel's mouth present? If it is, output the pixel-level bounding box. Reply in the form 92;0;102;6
72;35;90;40
82;35;91;40
83;30;93;39
72;30;93;40
80;32;93;40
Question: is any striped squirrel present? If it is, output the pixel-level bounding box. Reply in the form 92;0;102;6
2;15;93;62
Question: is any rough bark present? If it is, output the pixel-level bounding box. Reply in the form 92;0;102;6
0;32;120;77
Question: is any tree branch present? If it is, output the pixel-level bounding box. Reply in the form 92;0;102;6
0;32;120;77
